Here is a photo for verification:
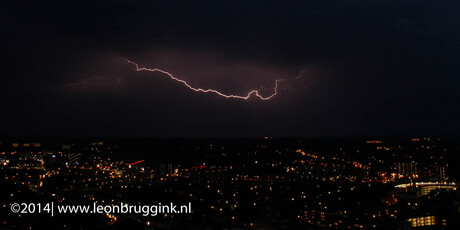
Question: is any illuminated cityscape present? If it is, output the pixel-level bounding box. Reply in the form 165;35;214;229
1;137;459;229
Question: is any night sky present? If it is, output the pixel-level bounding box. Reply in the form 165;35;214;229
1;0;459;137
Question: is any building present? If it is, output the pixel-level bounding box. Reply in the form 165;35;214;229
397;162;418;178
395;182;458;197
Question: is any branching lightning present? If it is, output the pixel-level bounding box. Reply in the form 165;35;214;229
123;58;307;100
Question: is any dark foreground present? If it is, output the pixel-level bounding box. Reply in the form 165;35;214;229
1;137;459;229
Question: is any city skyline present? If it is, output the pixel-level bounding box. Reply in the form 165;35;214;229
1;137;459;228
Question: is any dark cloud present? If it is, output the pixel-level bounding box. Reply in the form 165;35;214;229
0;0;459;137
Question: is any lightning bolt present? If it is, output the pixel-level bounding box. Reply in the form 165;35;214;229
123;58;306;100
